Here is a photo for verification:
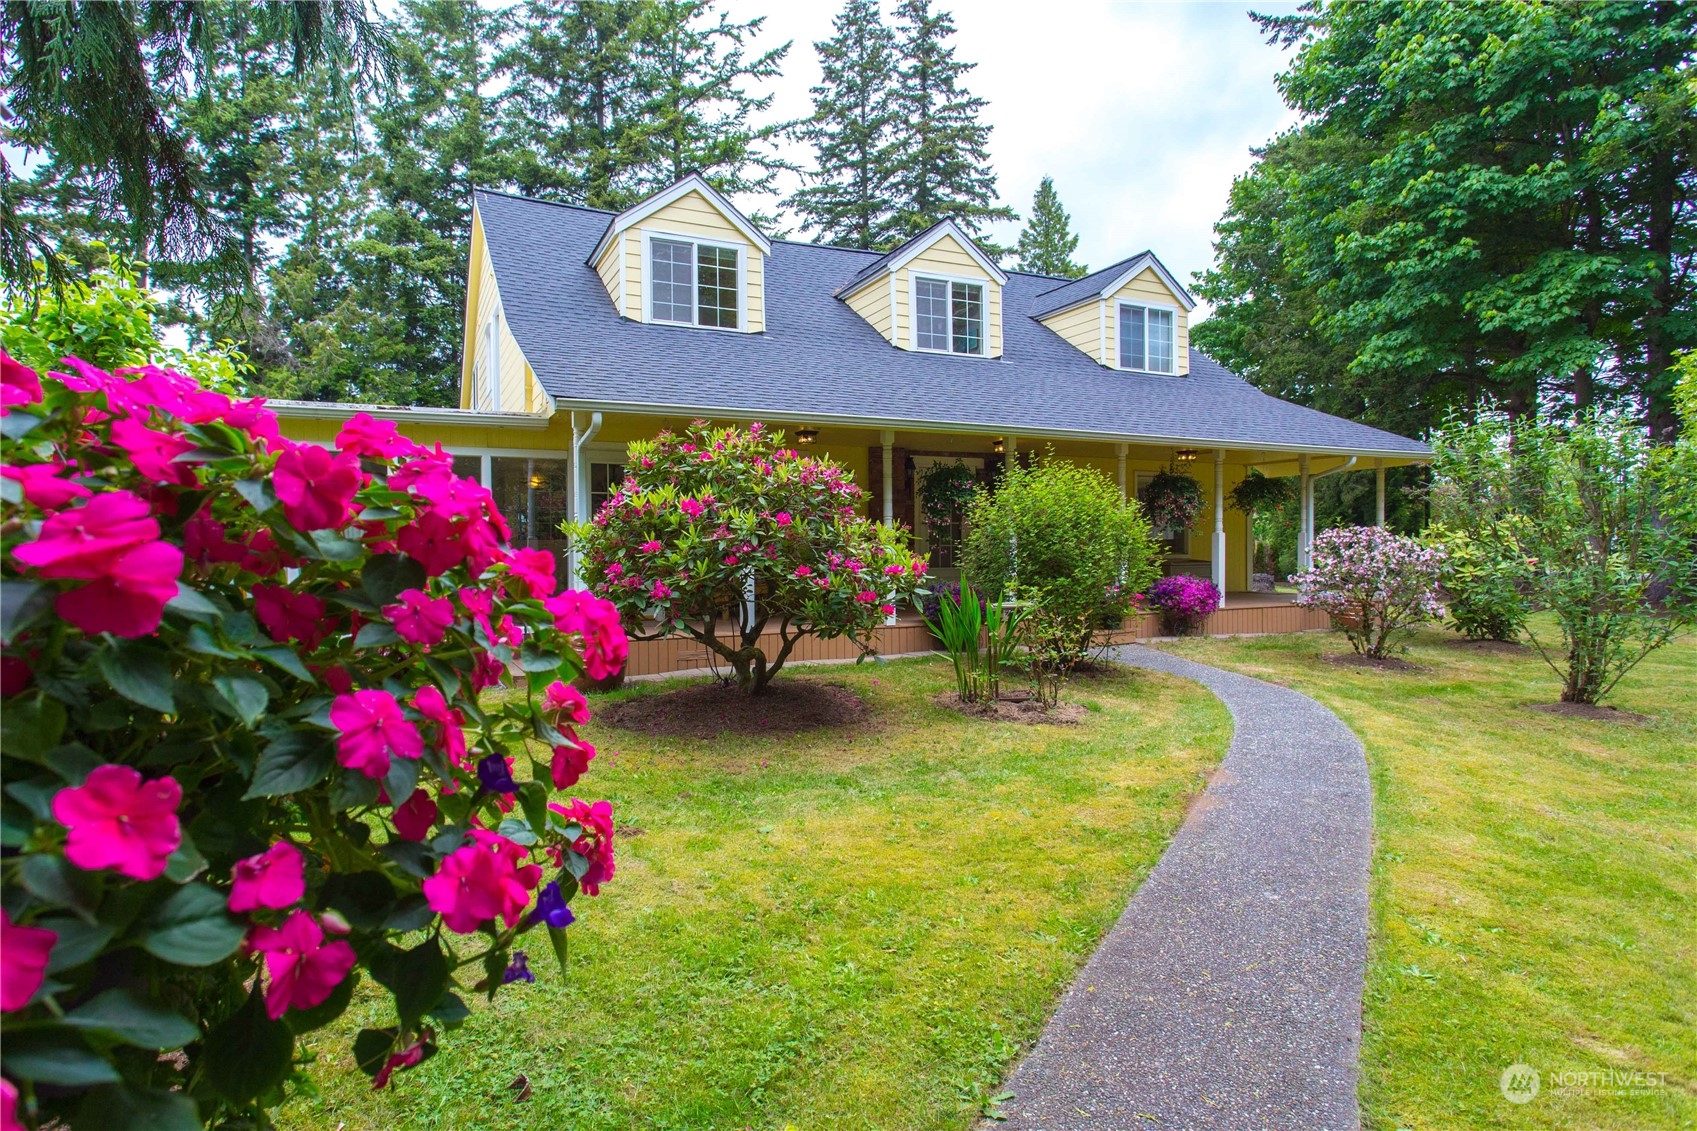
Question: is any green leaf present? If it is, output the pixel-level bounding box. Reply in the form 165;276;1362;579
286;969;357;1035
163;830;208;883
353;1027;398;1077
428;990;471;1029
329;768;381;810
2;694;66;760
39;916;116;973
44;742;102;784
367;938;450;1027
233;476;276;513
310;529;363;561
19;854;101;921
548;924;571;981
0;410;41;440
211;674;269;727
243;731;334;799
323;872;397;930
139;883;245;966
382;752;420;808
97;640;175;714
362;553;426;608
64;988;199;1049
354;623;401;648
518;645;563;672
496;817;538;846
203;987;294;1102
73;1083;200;1131
1;579;52;645
517;780;549;836
1;1029;121;1085
164;583;220;620
382;895;434;933
254;643;313;682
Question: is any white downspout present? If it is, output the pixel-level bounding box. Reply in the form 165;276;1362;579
1212;449;1227;609
569;410;603;588
1297;455;1311;573
1304;455;1359;571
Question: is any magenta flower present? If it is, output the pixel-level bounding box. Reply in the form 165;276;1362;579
422;831;542;934
228;841;306;913
650;580;673;600
55;539;184;638
678;497;704;520
550;798;616;896
506;547;558;599
385;588;455;648
411;684;468;767
371;1031;432;1089
1;462;91;511
272;442;361;531
392;788;439;842
254;583;330;650
330;690;423;779
1;350;43;413
775;511;792;527
544;591;628;681
109;416;196;486
542;680;591;725
247;911;357;1020
638;540;662;553
335;412;424;461
550;736;596;789
793;565;812;578
51;764;181;880
11;490;158;578
1;910;56;1011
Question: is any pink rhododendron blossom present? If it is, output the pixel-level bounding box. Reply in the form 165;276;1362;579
51;764;182;880
228;841;306;913
411;684;468;767
879;603;895;615
649;580;673;600
11;490;158;577
854;590;876;604
638;540;662;553
253;584;330;650
385;588;455;647
2;462;91;510
392;789;439;842
775;511;792;526
336;412;424;461
550;736;595;789
793;565;812;578
110;416;197;486
910;560;926;576
1;910;56;1011
1;351;43;413
543;680;590;725
678;497;704;519
422;831;542;933
247;911;357;1020
330;690;423;779
544;591;628;681
273;443;361;531
549;798;616;895
55;539;184;637
506;547;558;599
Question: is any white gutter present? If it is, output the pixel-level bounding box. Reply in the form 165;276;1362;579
1311;455;1358;481
267;399;552;430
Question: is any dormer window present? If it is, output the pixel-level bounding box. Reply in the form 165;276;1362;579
914;276;984;355
1119;302;1175;374
648;235;741;329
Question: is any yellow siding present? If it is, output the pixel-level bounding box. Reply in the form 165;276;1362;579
874;234;1003;357
632;189;765;332
1039;299;1104;365
843;275;894;342
594;236;623;317
463;207;540;412
1106;268;1189;375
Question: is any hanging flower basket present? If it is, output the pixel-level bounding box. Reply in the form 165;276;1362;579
1140;467;1203;533
916;460;978;540
1227;469;1293;514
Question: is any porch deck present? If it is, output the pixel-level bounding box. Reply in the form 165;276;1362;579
618;593;1328;680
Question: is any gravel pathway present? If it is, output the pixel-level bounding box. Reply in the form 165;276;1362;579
991;644;1372;1130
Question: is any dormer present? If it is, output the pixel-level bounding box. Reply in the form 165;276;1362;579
587;173;772;332
1031;252;1196;376
835;221;1007;358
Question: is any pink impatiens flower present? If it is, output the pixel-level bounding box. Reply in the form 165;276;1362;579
549;798;616;896
55;539;184;638
272;442;361;531
392;789;439;842
371;1030;433;1089
411;684;468;768
544;591;629;682
330;690;424;779
335;412;424;461
1;910;56;1011
11;490;158;578
678;497;704;520
110;416;197;486
51;764;182;880
550;736;596;790
1;350;43;413
384;588;455;648
1;462;91;511
506;547;558;599
228;842;306;913
247;911;357;1020
422;830;542;934
253;584;330;650
542;680;590;725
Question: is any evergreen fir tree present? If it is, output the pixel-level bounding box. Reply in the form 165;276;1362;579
886;0;1014;249
786;0;899;249
1015;176;1085;277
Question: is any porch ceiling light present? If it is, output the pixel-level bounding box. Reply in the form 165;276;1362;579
795;427;819;445
529;473;546;488
1174;447;1199;463
991;437;1005;454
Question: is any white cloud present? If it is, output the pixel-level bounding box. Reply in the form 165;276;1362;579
722;0;1304;316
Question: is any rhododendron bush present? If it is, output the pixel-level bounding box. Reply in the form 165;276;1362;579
1293;526;1445;658
569;422;923;694
0;352;624;1129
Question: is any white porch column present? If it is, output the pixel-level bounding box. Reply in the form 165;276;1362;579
1116;443;1128;501
1212;449;1227;608
880;429;895;528
1298;453;1313;573
1375;460;1387;527
568;410;602;588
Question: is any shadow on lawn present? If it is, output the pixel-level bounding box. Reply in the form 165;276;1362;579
599;678;875;738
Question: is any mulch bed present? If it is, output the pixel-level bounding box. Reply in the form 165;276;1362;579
600;680;873;738
1528;702;1650;724
1320;651;1426;672
931;690;1085;725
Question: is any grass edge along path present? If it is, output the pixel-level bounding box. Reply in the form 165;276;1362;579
1157;625;1696;1131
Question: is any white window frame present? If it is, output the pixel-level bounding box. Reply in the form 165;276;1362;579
640;228;748;332
478;312;504;410
1117;300;1179;375
908;271;988;356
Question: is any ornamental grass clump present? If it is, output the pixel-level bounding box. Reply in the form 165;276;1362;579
1293;526;1445;658
1144;575;1221;636
0;350;626;1129
922;587;1023;703
569;422;924;695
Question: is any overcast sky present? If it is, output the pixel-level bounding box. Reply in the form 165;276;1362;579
728;0;1305;316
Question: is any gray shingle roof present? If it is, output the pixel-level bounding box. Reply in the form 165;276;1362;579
475;190;1429;459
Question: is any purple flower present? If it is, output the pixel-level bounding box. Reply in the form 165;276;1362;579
529;880;576;930
502;950;535;984
477;753;517;793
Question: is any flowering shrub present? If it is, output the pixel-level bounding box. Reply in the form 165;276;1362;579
1144;575;1221;636
1293;526;1445;657
0;351;624;1128
570;422;924;694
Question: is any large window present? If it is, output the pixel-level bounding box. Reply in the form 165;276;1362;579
914;276;984;355
491;457;572;578
1118;304;1176;374
588;461;626;514
649;237;740;329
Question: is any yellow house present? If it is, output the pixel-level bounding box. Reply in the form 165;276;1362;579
273;174;1429;673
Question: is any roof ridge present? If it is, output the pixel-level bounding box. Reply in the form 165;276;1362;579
474;188;616;218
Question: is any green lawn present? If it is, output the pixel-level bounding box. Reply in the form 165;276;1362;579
1157;623;1697;1130
283;656;1230;1130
